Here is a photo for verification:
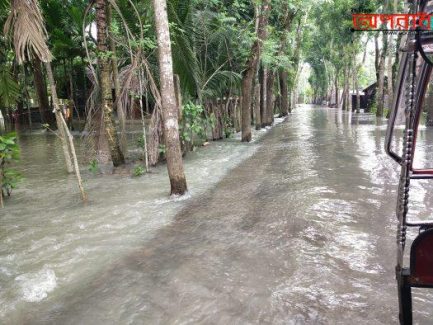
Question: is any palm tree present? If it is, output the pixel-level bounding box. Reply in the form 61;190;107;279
94;0;124;167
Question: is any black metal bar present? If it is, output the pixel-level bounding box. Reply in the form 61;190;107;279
398;269;413;325
385;52;407;164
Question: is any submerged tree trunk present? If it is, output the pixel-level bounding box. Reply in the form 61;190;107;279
278;5;295;117
376;36;388;117
254;82;261;130
355;72;360;114
376;61;385;117
386;39;394;113
347;69;351;111
240;69;254;141
393;33;403;87
355;45;367;114
334;69;339;107
266;70;275;126
342;66;348;111
279;70;289;116
96;0;124;167
260;65;267;128
375;34;380;81
327;69;333;105
290;19;303;112
240;0;270;142
33;57;53;126
291;80;299;111
233;98;241;132
108;4;127;155
153;0;188;195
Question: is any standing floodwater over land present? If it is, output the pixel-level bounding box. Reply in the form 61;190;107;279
1;0;432;323
2;106;433;324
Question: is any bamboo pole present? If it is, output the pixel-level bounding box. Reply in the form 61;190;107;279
139;70;149;172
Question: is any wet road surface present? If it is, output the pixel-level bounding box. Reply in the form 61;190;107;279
5;106;433;324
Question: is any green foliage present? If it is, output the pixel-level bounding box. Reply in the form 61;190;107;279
0;132;21;197
262;36;283;68
223;115;234;138
370;99;377;114
41;0;89;59
132;165;145;177
88;159;99;174
96;51;114;60
130;37;157;51
180;102;209;146
304;0;378;102
0;67;19;109
0;133;20;162
137;135;145;149
3;169;21;195
158;144;166;155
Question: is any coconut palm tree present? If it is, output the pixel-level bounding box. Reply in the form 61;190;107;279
93;0;125;167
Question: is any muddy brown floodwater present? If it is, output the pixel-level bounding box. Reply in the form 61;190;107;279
2;105;433;324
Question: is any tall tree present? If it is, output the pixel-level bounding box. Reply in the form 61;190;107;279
334;67;340;107
277;4;296;117
376;34;387;117
265;70;275;125
107;4;120;104
279;69;289;116
95;0;124;167
260;65;268;128
374;2;391;117
254;81;261;129
353;41;367;113
290;17;305;111
342;59;350;111
240;0;270;142
153;0;188;195
386;0;398;113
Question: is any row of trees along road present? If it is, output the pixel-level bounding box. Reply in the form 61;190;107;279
0;0;382;202
305;0;404;118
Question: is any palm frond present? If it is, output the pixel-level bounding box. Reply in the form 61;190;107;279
202;70;241;99
0;66;19;108
4;0;53;64
167;0;200;98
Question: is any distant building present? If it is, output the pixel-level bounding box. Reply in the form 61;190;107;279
352;78;388;112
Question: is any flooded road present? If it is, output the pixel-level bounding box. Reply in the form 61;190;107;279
2;106;433;324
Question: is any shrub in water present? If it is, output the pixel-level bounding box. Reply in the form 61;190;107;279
0;132;21;206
